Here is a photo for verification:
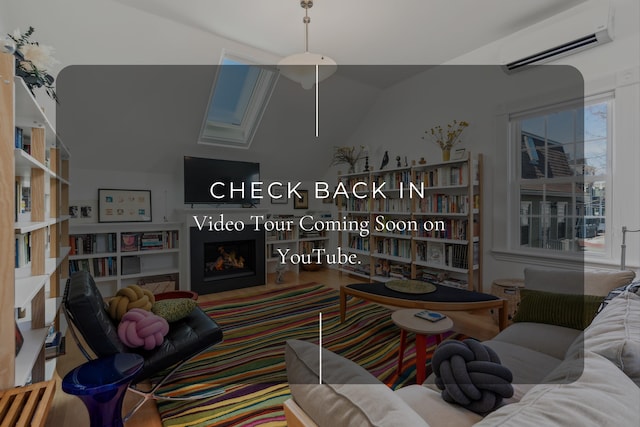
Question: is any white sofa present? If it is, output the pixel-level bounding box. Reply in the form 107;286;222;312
284;269;640;427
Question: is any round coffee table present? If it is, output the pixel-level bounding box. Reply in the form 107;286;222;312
392;309;454;384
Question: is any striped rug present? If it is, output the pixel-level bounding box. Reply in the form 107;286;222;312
157;283;452;427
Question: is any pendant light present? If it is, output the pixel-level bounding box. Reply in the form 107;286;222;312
278;0;337;89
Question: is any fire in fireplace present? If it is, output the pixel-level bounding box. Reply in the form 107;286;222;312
190;227;266;294
204;241;254;280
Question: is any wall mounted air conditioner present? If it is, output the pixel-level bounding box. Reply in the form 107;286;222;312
500;0;613;72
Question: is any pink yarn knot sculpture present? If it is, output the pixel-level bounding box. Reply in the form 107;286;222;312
118;308;169;350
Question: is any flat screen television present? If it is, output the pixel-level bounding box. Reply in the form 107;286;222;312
184;156;260;204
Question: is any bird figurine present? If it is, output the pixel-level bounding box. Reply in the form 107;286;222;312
380;151;389;170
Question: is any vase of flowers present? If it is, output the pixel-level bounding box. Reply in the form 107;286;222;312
7;27;59;102
331;145;365;173
423;120;469;161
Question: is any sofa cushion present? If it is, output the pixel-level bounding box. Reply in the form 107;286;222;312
512;289;601;330
597;280;640;313
481;340;563;403
566;292;640;386
491;322;581;360
474;352;640;427
285;339;429;427
394;385;482;427
523;268;635;296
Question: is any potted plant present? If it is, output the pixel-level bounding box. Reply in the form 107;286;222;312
423;120;469;161
6;27;59;101
331;145;366;173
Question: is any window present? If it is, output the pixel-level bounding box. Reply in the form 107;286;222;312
511;93;611;255
199;55;279;149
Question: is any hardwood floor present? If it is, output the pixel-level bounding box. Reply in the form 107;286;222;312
45;269;499;426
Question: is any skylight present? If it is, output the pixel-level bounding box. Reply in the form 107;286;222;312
199;55;278;149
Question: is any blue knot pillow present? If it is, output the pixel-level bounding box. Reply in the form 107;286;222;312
432;339;514;414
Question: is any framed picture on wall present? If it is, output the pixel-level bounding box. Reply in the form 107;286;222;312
270;186;288;205
98;189;152;223
294;190;309;209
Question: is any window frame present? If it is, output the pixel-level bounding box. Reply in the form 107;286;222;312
198;51;279;149
508;92;614;260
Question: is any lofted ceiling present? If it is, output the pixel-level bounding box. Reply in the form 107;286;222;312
112;0;587;65
52;0;590;179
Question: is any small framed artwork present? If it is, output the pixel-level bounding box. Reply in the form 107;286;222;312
294;190;309;209
121;233;140;252
98;189;152;223
70;200;98;223
453;148;466;160
427;242;445;265
270;186;288;205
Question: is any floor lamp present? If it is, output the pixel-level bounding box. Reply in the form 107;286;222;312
620;226;640;270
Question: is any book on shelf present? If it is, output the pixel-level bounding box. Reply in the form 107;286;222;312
15;127;23;149
140;232;164;250
15;233;31;268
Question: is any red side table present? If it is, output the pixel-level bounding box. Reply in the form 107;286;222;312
392;309;454;384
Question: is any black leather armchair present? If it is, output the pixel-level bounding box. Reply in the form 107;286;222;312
63;271;224;419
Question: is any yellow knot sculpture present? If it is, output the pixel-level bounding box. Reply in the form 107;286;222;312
108;284;155;322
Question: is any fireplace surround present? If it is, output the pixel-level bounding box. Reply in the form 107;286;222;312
190;226;266;294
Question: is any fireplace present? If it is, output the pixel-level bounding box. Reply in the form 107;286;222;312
190;227;265;294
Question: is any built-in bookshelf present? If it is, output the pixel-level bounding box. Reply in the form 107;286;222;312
1;53;72;388
266;216;330;275
69;223;181;297
337;153;483;291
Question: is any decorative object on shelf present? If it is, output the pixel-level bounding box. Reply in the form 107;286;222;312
294;189;309;209
275;263;286;284
418;157;427;165
277;0;337;89
98;188;152;223
423;119;469;161
380;150;389;170
331;145;365;173
385;279;436;294
7;27;59;101
396;155;401;167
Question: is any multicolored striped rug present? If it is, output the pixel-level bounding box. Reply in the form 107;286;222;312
157;283;453;427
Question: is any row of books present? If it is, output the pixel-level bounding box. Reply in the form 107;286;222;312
370;197;412;213
266;230;295;242
416;194;470;214
416;241;479;270
69;257;117;277
415;219;472;240
375;260;411;279
348;235;370;251
69;233;117;255
416;268;469;290
121;231;179;252
372;170;411;190
415;163;469;187
374;238;411;259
